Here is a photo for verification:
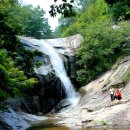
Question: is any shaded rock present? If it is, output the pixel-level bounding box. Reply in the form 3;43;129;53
81;107;93;112
0;124;6;130
106;99;129;107
37;112;43;116
87;109;93;112
0;108;30;130
7;98;22;111
20;112;48;124
81;119;93;123
17;34;83;115
51;99;72;113
21;96;41;114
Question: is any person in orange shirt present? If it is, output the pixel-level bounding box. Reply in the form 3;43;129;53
114;90;122;100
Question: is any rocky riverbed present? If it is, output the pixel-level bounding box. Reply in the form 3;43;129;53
55;56;130;129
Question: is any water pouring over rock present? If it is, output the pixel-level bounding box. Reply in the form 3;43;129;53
17;34;83;111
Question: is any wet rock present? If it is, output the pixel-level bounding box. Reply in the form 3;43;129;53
81;119;93;123
20;112;48;123
51;99;72;113
87;109;93;112
0;124;6;130
7;98;22;111
55;55;130;129
0;108;30;130
37;112;43;116
81;107;93;112
17;34;83;115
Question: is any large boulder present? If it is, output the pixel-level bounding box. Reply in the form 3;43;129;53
0;108;30;130
16;34;83;114
46;34;83;56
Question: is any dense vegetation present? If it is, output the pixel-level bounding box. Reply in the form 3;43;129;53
54;0;130;85
0;0;52;109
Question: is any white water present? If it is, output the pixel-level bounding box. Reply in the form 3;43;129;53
17;36;76;98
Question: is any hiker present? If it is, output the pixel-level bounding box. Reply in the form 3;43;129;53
109;86;115;101
114;89;122;100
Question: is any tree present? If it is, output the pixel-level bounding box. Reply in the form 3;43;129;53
76;21;130;84
59;0;130;85
0;0;38;109
75;0;95;12
2;4;52;39
0;0;18;8
53;16;76;37
105;0;130;5
49;0;76;17
62;0;110;37
24;5;52;39
107;0;130;21
0;50;37;109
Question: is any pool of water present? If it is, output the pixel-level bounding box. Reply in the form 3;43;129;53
27;125;130;130
26;113;130;130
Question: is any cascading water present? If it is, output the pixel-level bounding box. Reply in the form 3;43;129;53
17;35;84;114
17;36;79;104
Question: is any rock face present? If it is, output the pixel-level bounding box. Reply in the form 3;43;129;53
47;34;83;82
46;34;83;56
16;34;83;114
0;108;30;130
0;34;83;130
17;34;83;79
51;99;72;113
55;56;130;129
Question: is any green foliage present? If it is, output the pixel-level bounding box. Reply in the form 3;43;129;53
24;5;52;39
58;0;130;85
75;0;96;12
122;67;130;83
108;0;130;21
76;21;130;85
0;0;18;8
0;50;37;102
2;4;52;39
53;16;76;37
0;9;34;75
3;5;31;34
0;0;51;73
49;0;76;17
0;0;40;109
62;0;110;37
52;0;96;37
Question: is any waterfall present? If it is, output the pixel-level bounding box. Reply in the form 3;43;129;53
17;36;76;98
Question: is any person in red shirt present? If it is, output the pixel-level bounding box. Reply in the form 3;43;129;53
114;90;122;100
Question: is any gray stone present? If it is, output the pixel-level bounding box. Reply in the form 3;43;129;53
55;55;130;129
0;108;30;130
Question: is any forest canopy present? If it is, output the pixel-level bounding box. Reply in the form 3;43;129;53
53;0;130;85
0;0;52;109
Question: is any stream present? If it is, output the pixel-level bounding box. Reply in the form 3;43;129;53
26;118;130;130
28;125;130;130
